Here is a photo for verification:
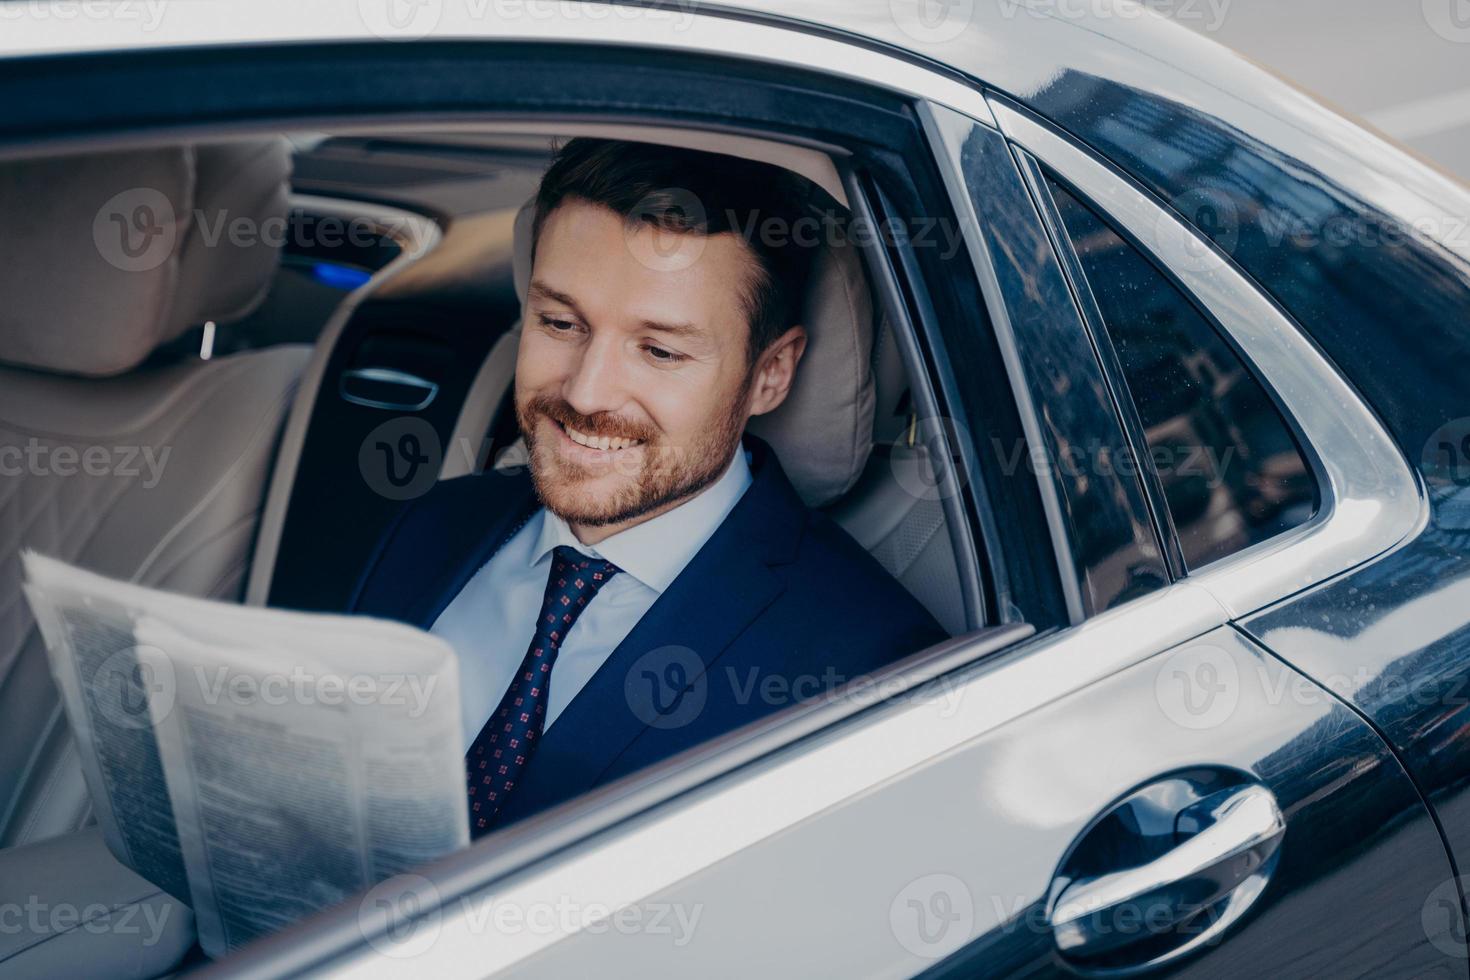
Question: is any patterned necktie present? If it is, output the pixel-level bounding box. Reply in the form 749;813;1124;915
466;544;621;837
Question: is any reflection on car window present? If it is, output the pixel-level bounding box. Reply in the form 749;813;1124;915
1046;178;1318;569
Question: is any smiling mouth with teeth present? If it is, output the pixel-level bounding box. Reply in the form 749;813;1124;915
560;421;645;452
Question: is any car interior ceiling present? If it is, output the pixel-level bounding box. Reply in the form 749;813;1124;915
0;123;975;853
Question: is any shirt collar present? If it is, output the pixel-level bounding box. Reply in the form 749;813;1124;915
529;446;753;593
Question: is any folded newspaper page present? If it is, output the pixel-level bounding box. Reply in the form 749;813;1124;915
21;551;469;957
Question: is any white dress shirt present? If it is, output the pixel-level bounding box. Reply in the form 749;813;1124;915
432;448;753;751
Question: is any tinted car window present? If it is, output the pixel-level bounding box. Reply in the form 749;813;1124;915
1046;177;1318;569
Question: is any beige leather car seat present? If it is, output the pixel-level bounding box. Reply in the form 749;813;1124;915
0;140;312;848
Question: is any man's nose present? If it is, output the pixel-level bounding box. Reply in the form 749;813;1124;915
561;333;629;418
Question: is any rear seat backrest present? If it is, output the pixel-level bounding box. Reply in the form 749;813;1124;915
0;140;312;847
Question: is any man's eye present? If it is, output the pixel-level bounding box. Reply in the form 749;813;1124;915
643;345;686;364
540;316;579;333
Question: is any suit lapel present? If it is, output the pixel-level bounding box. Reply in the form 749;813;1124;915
359;470;539;629
497;438;805;822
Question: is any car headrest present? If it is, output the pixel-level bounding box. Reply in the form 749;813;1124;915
511;197;876;506
0;139;291;378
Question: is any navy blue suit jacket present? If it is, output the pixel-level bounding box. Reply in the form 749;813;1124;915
351;436;947;827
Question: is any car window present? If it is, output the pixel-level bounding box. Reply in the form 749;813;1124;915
1044;177;1319;569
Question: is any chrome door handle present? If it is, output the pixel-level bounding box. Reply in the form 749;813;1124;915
339;367;439;411
1050;783;1285;969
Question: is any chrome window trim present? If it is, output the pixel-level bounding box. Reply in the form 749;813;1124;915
988;99;1426;619
919;102;1088;625
311;581;1228;979
0;1;1000;131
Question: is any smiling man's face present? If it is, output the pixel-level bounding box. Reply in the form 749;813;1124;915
514;198;804;541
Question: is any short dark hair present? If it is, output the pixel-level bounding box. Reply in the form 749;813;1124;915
532;138;819;364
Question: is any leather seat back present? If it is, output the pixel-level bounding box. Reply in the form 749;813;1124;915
0;140;312;847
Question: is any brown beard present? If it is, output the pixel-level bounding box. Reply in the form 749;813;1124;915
516;383;750;528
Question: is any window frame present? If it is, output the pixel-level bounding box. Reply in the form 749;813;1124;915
922;101;1172;622
1027;154;1333;579
1016;149;1189;581
0;32;1092;975
989;95;1423;619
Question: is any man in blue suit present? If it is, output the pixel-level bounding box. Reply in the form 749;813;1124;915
352;139;946;837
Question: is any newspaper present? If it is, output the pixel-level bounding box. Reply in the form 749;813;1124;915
20;551;469;957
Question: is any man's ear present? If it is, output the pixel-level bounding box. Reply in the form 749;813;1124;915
747;325;808;417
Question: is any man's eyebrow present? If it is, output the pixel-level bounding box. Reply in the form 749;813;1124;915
638;318;704;339
527;280;585;316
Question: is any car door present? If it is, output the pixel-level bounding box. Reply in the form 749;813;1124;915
273;102;1461;979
